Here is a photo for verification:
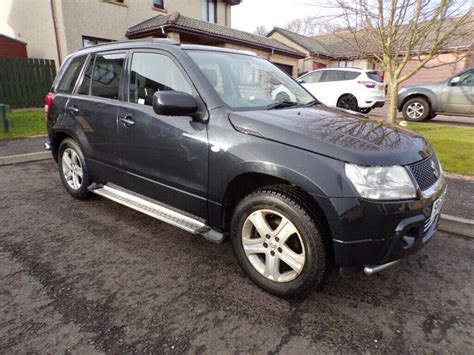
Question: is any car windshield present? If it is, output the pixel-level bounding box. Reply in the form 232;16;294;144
186;50;315;110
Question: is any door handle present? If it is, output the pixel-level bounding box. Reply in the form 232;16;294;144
119;115;135;127
67;105;79;114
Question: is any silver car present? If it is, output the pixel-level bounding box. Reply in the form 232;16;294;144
398;68;474;121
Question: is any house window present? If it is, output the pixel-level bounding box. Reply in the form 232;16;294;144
103;0;127;5
338;60;354;68
153;0;164;9
82;36;113;48
202;0;217;23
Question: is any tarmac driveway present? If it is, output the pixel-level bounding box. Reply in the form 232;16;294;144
0;160;473;354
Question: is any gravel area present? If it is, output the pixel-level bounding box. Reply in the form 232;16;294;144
445;177;474;220
0;160;473;354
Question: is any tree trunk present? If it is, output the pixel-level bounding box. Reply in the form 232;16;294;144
386;81;399;124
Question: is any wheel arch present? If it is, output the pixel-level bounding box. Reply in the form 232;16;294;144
398;90;437;114
221;171;332;242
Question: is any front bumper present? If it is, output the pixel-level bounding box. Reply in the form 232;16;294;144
313;177;447;270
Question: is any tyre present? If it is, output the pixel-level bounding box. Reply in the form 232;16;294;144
275;92;291;102
230;185;329;297
402;97;430;122
358;107;372;114
337;94;358;112
58;138;90;199
427;113;437;120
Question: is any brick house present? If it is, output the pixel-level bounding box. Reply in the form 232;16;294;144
268;24;473;84
126;13;305;77
0;0;243;68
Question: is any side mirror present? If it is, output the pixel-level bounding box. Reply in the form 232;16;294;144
152;91;198;117
449;76;460;86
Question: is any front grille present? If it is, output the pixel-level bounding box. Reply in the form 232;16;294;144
408;156;439;191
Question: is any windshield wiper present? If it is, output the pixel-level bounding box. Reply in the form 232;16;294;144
303;99;321;107
266;101;299;110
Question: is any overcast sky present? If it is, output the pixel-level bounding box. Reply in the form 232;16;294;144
231;0;321;33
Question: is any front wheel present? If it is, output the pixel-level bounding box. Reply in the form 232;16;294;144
230;185;329;297
58;138;91;199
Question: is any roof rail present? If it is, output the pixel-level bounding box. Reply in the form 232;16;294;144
151;38;180;45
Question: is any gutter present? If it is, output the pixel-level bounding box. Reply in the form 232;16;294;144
49;0;62;64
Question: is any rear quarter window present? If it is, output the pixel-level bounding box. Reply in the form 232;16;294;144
57;56;86;94
366;71;383;82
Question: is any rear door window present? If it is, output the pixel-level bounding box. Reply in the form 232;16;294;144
77;53;125;99
344;71;361;80
57;56;86;94
321;70;345;82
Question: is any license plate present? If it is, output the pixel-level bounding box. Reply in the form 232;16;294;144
425;191;446;232
431;193;445;220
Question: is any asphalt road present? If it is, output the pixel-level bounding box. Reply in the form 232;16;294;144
1;160;473;354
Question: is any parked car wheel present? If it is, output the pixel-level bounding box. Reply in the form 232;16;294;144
358;107;372;114
402;97;430;122
275;92;291;102
337;94;358;112
230;185;328;297
58;138;90;199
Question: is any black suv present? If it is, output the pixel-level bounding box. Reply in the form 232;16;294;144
45;39;446;297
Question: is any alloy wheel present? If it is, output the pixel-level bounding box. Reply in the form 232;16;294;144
241;209;306;283
61;148;83;190
407;102;425;119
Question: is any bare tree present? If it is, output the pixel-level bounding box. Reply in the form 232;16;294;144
253;25;269;37
312;0;473;123
284;16;346;36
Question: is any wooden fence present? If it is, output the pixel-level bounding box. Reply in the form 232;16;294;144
0;57;56;108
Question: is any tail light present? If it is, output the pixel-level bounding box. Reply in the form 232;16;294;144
44;92;55;121
357;81;376;89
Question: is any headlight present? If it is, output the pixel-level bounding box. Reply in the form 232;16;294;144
398;88;407;94
345;164;416;200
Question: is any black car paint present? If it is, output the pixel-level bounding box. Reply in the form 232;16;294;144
47;40;446;271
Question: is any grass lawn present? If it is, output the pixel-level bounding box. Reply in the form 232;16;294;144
407;122;474;176
0;109;46;140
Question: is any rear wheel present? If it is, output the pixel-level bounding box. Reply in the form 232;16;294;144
358;107;372;114
58;138;90;199
230;185;329;297
337;94;358;112
402;97;430;122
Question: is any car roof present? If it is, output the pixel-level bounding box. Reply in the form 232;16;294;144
307;67;366;73
68;39;257;58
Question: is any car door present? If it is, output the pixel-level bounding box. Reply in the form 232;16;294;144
67;51;126;185
118;50;209;219
300;71;324;103
319;70;346;106
439;70;474;114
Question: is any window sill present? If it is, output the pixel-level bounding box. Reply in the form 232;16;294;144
152;6;167;13
103;0;128;7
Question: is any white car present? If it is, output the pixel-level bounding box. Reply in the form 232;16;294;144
297;68;386;113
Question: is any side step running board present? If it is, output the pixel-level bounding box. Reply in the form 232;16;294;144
90;184;224;244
